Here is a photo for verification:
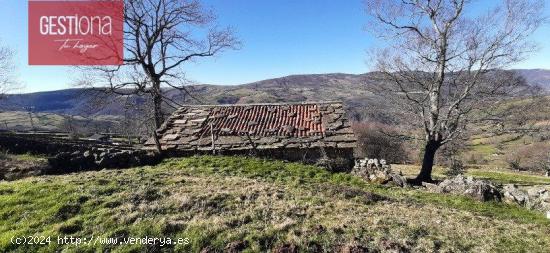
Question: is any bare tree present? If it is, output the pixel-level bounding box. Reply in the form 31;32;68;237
365;0;546;183
0;42;16;99
79;0;239;152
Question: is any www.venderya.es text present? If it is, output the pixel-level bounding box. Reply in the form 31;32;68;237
11;235;190;247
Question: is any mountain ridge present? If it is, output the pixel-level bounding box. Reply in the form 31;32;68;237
1;69;548;120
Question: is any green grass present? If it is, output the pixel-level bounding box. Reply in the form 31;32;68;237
1;156;549;252
171;157;549;224
469;144;497;156
467;170;550;186
5;153;47;162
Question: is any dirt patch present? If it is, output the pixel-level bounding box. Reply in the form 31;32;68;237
225;240;249;253
272;243;298;253
55;203;81;221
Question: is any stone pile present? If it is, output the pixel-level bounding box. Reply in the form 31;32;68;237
503;184;550;213
422;175;501;202
351;158;408;187
47;148;160;174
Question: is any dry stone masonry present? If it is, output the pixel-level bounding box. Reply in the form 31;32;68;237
351;158;408;187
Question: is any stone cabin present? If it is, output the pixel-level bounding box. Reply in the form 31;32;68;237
145;101;357;170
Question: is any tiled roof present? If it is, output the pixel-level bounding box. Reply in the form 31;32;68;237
145;101;356;151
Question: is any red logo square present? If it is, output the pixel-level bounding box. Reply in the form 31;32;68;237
28;0;124;65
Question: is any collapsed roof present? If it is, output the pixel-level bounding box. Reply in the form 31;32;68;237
145;101;356;152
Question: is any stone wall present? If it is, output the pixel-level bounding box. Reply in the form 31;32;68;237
0;132;134;156
351;158;408;187
46;148;160;174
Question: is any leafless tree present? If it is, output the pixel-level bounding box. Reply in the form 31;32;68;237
364;0;546;183
0;42;17;99
78;0;239;152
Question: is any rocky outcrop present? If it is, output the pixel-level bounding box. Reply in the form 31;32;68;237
351;158;408;187
503;184;550;213
423;175;501;202
503;184;529;205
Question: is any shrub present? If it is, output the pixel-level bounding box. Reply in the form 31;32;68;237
315;157;351;172
444;159;465;177
505;143;550;172
352;122;409;163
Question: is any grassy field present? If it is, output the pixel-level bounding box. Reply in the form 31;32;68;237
396;164;550;186
1;156;549;252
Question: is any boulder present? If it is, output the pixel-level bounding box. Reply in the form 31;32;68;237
503;184;529;206
502;185;550;213
422;182;441;192
436;175;501;202
369;170;392;184
525;187;550;212
390;172;408;188
527;187;548;199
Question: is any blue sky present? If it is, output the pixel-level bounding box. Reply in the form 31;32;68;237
0;0;549;93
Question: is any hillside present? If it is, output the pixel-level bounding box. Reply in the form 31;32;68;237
2;69;548;120
1;70;549;170
1;156;549;252
515;69;550;90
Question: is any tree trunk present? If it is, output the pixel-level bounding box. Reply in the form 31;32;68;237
151;84;164;154
415;140;441;183
152;92;163;129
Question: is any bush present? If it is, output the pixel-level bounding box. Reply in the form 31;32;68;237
505;143;550;172
352;122;409;163
315;157;352;172
444;159;465;176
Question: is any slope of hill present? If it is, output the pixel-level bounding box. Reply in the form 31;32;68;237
1;69;548;118
515;69;550;90
0;71;544;117
1;69;548;170
1;156;549;252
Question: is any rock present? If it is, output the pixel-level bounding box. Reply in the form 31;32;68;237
47;148;160;173
390;172;409;187
503;184;529;205
437;175;501;201
527;187;548;198
422;182;441;193
502;185;550;213
352;157;407;187
529;198;550;212
369;170;391;184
